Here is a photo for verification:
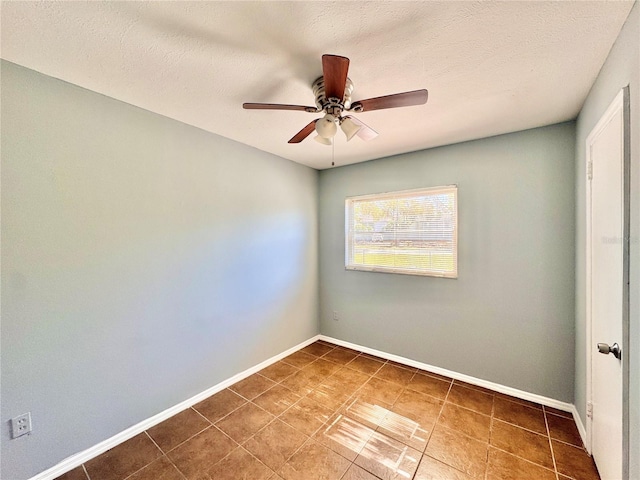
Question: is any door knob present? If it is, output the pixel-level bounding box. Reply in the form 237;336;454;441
597;342;621;360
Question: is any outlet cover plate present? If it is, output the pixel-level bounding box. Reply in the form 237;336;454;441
11;412;32;439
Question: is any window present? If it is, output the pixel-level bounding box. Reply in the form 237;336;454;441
345;186;458;278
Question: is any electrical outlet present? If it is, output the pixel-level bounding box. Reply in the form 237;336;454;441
11;412;32;439
333;311;339;321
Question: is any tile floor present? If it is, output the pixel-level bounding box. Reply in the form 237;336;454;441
56;341;600;480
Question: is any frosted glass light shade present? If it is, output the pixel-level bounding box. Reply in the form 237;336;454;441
315;114;337;138
314;135;332;145
340;117;362;141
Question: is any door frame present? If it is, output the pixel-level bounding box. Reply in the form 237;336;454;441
585;86;630;477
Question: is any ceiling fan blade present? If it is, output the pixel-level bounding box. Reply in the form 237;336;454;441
243;103;317;112
288;120;318;143
351;89;428;112
344;116;379;141
322;54;350;101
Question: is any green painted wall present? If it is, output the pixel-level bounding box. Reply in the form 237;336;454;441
0;61;319;480
319;123;576;402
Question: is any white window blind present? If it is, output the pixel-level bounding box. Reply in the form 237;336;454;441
345;186;458;278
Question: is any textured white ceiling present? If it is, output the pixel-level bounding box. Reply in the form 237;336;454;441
1;1;634;170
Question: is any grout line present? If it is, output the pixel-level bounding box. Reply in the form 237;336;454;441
237;445;277;479
159;423;213;455
488;445;558;474
143;430;163;454
163;452;189;480
81;464;91;480
426;378;453;448
490;416;549;437
485;387;496;480
190;405;214;425
119;432;160;480
543;406;561;480
551;437;588;450
194;393;249;426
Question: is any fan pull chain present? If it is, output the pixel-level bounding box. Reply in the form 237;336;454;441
331;140;335;167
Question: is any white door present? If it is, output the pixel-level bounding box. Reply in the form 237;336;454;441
587;90;625;480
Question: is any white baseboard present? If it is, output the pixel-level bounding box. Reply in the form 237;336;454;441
571;404;589;452
320;335;575;413
30;335;321;480
34;333;579;480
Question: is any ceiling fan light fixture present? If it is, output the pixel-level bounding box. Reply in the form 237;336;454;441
340;117;362;141
315;114;338;139
314;135;332;145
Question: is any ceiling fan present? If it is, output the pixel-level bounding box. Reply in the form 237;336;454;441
243;54;428;145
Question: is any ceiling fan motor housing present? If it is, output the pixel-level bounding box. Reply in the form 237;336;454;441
313;76;354;115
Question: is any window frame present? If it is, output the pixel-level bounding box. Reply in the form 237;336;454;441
344;185;458;278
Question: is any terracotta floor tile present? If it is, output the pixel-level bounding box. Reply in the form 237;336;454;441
360;351;386;360
453;380;495;396
207;446;273;480
486;447;556;480
278;439;351;480
490;419;554;469
546;412;583;447
552;440;601;480
425;426;488;479
346;355;385;375
84;433;162;480
244;419;308;471
349;390;393;413
299;341;335;357
493;396;547;434
343;397;391;431
253;384;301;416
494;392;543;410
313;413;374;461
279;368;321;395
394;389;443;423
279;396;333;436
307;379;354;411
166;426;236;480
323;347;360;364
358;377;404;405
374;363;416;386
446;384;494;416
127;456;184;480
57;345;600;480
54;467;88;480
418;370;454;382
215;402;274;444
302;358;341;378
281;351;316;368
193;388;246;423
259;361;300;383
341;463;380;480
414;455;472;480
406;372;452;399
386;360;418;372
147;408;210;452
376;406;433;452
437;403;491;442
545;405;574;419
230;373;277;400
332;367;372;388
354;430;422;480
